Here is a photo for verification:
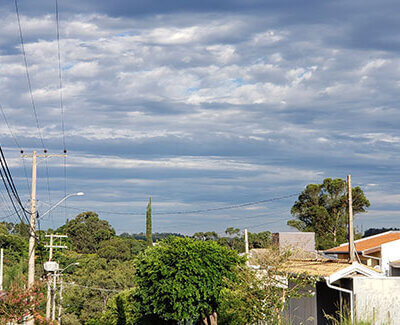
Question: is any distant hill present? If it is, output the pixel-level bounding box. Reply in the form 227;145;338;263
364;227;400;237
120;232;185;241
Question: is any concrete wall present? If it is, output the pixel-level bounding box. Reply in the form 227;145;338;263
380;239;400;275
353;277;400;324
273;232;315;256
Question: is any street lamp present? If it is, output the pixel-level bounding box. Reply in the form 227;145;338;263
39;192;84;219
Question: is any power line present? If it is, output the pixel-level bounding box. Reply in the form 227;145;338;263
14;0;46;150
39;193;298;216
0;103;31;194
14;0;54;221
155;194;298;215
64;282;123;293
54;0;68;224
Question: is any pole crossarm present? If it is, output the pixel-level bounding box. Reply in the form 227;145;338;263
45;245;68;249
21;154;66;158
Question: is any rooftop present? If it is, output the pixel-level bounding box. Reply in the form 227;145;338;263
282;259;351;277
325;231;400;254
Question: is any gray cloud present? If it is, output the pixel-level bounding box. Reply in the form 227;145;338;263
1;1;400;234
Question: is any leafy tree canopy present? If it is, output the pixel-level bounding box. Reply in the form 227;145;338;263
287;178;370;249
98;237;132;262
132;237;244;323
59;211;115;253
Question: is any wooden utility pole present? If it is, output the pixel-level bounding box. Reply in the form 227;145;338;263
348;174;355;263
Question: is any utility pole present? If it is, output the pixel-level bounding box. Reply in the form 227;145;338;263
27;150;37;289
45;234;67;319
21;150;66;325
348;174;355;263
21;151;66;289
58;275;63;324
52;272;57;321
244;229;249;255
0;248;3;291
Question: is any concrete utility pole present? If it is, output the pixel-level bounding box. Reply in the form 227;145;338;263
52;273;57;321
21;151;66;289
27;151;37;289
244;229;249;255
347;174;355;263
45;234;67;319
58;275;63;324
21;151;66;325
0;248;3;291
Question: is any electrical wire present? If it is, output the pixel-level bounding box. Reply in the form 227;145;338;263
14;0;54;225
0;103;31;195
41;193;299;217
54;0;68;223
14;0;46;150
64;282;124;293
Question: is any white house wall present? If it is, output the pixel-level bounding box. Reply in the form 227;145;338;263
380;239;400;275
353;277;400;324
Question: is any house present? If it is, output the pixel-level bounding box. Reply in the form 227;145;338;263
273;257;397;324
324;231;400;274
250;231;400;324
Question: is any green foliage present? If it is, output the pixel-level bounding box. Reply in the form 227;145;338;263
220;247;316;325
120;232;184;241
0;231;27;265
98;237;131;262
146;198;152;247
132;237;244;322
62;255;136;323
364;227;400;237
60;211;115;253
224;227;240;236
288;178;370;249
192;231;218;241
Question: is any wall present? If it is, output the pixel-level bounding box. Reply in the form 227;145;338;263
353;277;400;324
273;232;316;258
380;239;400;275
287;282;317;325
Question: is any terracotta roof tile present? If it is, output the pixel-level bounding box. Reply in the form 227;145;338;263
325;231;400;253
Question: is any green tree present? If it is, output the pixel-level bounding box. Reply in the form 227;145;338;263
287;178;370;249
225;227;240;236
98;237;131;262
131;237;243;323
146;198;152;247
62;256;136;323
60;211;115;253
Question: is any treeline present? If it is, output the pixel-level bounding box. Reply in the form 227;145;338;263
120;232;184;241
0;212;274;324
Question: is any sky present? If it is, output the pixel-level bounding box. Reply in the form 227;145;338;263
0;0;400;235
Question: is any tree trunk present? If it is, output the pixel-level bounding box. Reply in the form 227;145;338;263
202;312;217;325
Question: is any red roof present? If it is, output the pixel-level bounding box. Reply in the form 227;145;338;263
325;231;400;254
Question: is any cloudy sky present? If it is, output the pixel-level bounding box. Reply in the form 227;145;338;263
0;0;399;235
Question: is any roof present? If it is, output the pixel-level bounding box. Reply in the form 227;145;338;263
281;259;352;277
389;260;400;268
327;262;383;284
325;231;400;254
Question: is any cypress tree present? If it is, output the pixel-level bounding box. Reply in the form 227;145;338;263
146;197;153;247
